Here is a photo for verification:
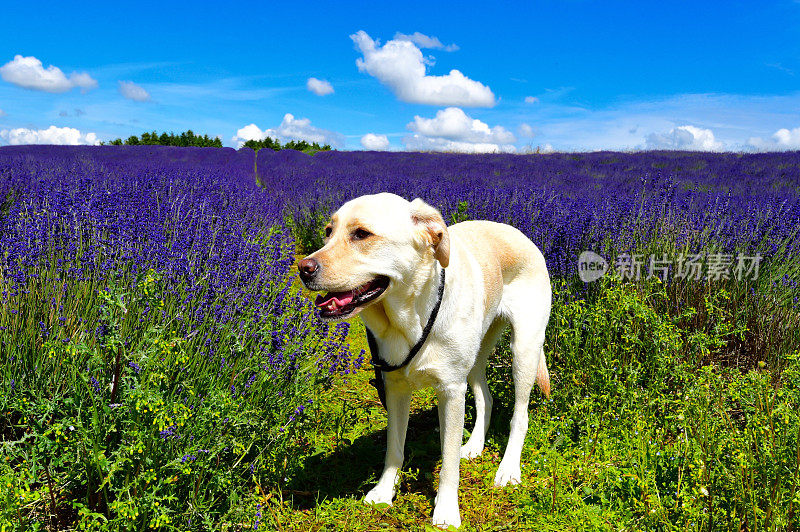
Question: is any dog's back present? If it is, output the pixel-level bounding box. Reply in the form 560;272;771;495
448;220;551;396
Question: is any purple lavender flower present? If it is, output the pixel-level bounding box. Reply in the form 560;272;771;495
159;425;179;440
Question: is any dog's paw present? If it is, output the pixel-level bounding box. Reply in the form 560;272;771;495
364;486;394;507
460;440;484;460
431;498;461;529
493;462;522;487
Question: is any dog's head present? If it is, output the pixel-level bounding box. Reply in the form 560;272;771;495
298;193;449;321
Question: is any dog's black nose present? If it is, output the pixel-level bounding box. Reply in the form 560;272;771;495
298;258;320;283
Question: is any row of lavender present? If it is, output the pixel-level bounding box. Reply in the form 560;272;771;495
0;146;325;348
257;149;800;279
0;146;356;529
2;145;271;305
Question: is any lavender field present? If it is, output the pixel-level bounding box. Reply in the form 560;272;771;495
2;145;800;530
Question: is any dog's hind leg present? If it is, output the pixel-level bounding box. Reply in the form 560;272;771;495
494;281;551;487
461;318;505;460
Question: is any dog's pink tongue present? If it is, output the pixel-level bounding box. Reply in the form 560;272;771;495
315;290;355;308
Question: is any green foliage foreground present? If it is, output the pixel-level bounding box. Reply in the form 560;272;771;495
0;267;353;531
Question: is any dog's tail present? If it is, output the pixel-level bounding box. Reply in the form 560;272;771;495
536;353;551;398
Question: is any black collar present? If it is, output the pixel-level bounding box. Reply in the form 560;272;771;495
367;267;446;408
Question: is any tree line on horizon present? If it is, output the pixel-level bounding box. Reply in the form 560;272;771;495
104;130;223;148
102;130;333;154
242;137;332;154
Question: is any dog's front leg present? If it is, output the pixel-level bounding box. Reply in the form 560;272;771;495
364;377;411;506
432;381;467;529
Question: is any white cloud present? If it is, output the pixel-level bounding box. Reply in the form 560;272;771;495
393;32;459;51
524;96;539;104
518;123;535;138
0;125;99;145
645;125;723;151
749;127;800;150
351;30;495;107
232;113;343;148
361;133;390;150
404;107;516;153
408;107;515;143
306;77;334;96
541;143;555;154
118;80;150;102
773;127;800;148
69;72;97;91
0;55;97;93
233;124;266;144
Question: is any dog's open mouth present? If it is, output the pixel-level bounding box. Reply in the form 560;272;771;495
314;275;390;320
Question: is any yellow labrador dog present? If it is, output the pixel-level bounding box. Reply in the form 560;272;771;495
298;193;551;529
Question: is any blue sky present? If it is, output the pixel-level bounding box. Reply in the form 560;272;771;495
1;0;799;152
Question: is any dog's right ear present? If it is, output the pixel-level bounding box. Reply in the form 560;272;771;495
410;198;450;268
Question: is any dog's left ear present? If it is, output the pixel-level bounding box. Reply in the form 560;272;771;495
410;198;450;268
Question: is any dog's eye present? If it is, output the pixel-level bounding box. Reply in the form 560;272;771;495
324;226;332;237
351;228;372;241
